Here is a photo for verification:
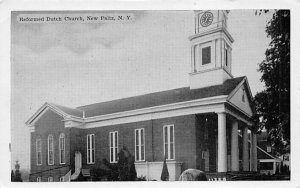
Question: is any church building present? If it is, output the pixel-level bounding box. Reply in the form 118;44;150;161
26;10;258;181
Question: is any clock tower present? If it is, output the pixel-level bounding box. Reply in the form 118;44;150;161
189;10;234;89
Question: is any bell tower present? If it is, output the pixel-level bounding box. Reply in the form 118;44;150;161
189;10;234;89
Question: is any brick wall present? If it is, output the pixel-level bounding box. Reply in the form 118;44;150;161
72;114;197;175
30;109;200;181
29;109;70;182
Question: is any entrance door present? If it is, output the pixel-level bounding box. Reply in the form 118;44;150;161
202;150;210;172
75;152;82;170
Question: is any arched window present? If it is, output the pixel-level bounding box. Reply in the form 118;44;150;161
36;137;42;165
48;134;54;165
59;133;65;164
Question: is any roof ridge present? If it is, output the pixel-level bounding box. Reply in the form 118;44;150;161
76;86;190;109
49;102;83;112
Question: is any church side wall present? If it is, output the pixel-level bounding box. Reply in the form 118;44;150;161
29;109;71;182
73;114;197;179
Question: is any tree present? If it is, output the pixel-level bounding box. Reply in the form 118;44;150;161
160;157;169;181
254;10;290;155
102;146;137;181
117;146;137;181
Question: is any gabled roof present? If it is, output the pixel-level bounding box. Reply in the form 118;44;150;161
77;76;245;118
25;102;84;126
48;103;84;118
26;76;248;125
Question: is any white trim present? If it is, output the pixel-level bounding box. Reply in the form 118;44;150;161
225;104;252;125
259;158;282;163
227;77;253;102
135;128;145;162
189;27;234;43
27;95;228;130
163;124;175;160
85;95;227;123
26;102;84;127
59;133;66;164
83;102;226;129
47;134;54;165
109;131;118;163
87;134;95;164
26;103;67;126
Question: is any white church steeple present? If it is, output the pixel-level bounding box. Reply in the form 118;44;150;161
189;10;234;89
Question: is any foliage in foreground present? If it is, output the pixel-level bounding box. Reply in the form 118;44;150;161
254;10;290;155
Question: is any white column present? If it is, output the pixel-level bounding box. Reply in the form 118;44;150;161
191;46;195;72
249;132;253;171
242;126;249;171
251;132;258;171
231;120;239;171
217;112;227;172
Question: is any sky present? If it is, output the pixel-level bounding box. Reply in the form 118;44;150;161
11;10;273;170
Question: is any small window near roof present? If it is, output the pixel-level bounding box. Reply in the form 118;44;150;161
267;146;271;153
242;89;245;102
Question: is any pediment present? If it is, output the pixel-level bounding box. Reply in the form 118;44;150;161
227;79;254;117
25;103;68;126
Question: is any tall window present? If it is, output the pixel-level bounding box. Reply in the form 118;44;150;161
202;46;211;65
36;137;42;165
48;177;53;182
135;128;145;161
59;177;64;182
37;177;42;182
109;131;118;163
225;48;228;66
59;133;65;164
48;135;54;165
87;134;95;164
163;125;175;160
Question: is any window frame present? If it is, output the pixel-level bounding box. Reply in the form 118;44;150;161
36;137;42;166
59;133;66;164
87;134;95;164
267;146;271;153
47;134;54;165
163;124;175;160
109;131;118;163
37;177;42;182
201;46;211;65
59;177;64;182
135;128;145;162
48;177;53;182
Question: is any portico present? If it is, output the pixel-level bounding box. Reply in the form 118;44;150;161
197;110;257;174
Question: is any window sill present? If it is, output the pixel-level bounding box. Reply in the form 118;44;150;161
135;160;146;163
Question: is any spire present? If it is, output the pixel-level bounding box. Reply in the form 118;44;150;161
189;10;234;89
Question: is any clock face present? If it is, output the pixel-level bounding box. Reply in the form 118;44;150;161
200;12;213;27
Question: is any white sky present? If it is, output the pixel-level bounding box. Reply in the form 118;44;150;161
11;10;273;170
